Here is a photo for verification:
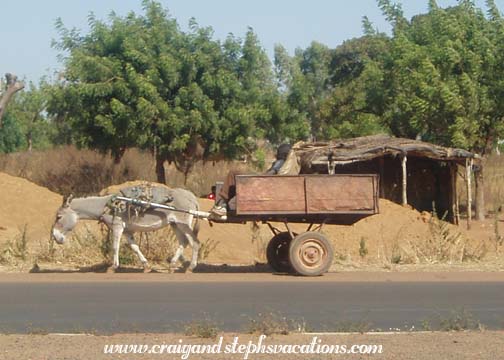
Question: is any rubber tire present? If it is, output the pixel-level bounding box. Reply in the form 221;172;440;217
289;232;334;276
266;232;294;273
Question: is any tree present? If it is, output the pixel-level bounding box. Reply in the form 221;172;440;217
317;31;390;139
0;73;24;128
273;42;334;140
6;82;51;151
48;1;280;183
376;0;504;219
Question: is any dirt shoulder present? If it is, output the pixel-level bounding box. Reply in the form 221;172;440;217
1;331;502;360
0;271;503;283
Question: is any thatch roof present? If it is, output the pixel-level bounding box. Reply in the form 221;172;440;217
293;134;476;168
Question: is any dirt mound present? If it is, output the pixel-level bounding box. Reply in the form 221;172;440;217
201;198;474;266
0;175;482;270
321;199;472;265
0;172;62;243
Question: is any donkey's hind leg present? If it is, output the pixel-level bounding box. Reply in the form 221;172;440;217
169;224;188;268
110;221;125;271
125;233;150;271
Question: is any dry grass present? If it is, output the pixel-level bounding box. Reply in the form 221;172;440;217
0;224;29;265
0;146;156;196
0;146;258;197
245;312;308;335
484;155;504;212
421;308;484;332
183;316;221;339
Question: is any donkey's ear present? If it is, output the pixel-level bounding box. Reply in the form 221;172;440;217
63;194;74;207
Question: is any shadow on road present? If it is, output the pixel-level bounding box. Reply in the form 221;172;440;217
29;262;280;274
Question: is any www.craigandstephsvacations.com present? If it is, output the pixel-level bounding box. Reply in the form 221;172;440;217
103;335;383;359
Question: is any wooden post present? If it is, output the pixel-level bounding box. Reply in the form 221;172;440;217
466;158;473;229
378;157;385;198
450;162;459;225
454;163;460;225
401;154;408;206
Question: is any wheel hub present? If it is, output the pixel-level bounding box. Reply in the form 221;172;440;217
299;239;326;268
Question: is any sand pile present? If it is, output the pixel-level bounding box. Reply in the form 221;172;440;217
199;198;472;266
0;172;62;243
0;175;477;269
319;199;473;265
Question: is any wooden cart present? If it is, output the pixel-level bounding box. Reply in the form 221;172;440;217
217;174;380;276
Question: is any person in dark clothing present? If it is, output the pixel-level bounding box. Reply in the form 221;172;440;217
210;143;291;218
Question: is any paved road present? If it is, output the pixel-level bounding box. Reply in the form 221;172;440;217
0;273;503;333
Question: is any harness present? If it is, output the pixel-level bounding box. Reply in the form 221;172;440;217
99;183;210;224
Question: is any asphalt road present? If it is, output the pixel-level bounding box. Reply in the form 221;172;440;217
1;273;503;333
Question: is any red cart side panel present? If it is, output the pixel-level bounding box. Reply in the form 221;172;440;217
236;176;306;214
305;175;378;214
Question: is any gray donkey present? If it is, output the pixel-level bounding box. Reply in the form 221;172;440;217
51;185;202;271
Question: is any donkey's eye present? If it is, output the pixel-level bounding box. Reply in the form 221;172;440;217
56;215;62;220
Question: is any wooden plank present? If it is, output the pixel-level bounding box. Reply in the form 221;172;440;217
236;176;306;215
305;175;377;213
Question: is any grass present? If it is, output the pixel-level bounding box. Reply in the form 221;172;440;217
330;319;373;334
421;308;484;332
359;237;369;258
198;238;220;262
245;312;308;335
183;317;220;339
0;145;259;198
0;224;29;264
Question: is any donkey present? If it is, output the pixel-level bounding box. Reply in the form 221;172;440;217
51;186;201;271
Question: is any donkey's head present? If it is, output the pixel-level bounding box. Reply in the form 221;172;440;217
51;195;78;244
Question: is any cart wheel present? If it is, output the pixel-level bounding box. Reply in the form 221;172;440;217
266;232;295;273
289;232;334;276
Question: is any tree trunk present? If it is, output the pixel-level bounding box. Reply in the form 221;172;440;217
0;73;24;127
156;154;166;184
474;160;486;221
27;134;33;152
113;147;126;165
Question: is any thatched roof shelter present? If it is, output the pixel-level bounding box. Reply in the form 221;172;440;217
293;134;476;168
292;134;477;226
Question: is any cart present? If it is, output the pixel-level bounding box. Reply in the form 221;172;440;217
215;174;380;276
114;173;379;276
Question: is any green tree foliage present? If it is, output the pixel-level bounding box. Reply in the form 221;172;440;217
48;1;293;182
317;32;390;139
6;82;53;151
0;81;54;153
274;41;333;140
274;35;389;140
378;0;504;154
0;112;24;153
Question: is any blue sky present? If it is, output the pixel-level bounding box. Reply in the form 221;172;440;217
2;0;503;83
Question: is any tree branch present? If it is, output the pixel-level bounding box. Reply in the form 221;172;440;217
0;73;25;127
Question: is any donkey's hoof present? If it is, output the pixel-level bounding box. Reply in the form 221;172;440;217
142;265;152;273
188;263;198;273
107;266;118;273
